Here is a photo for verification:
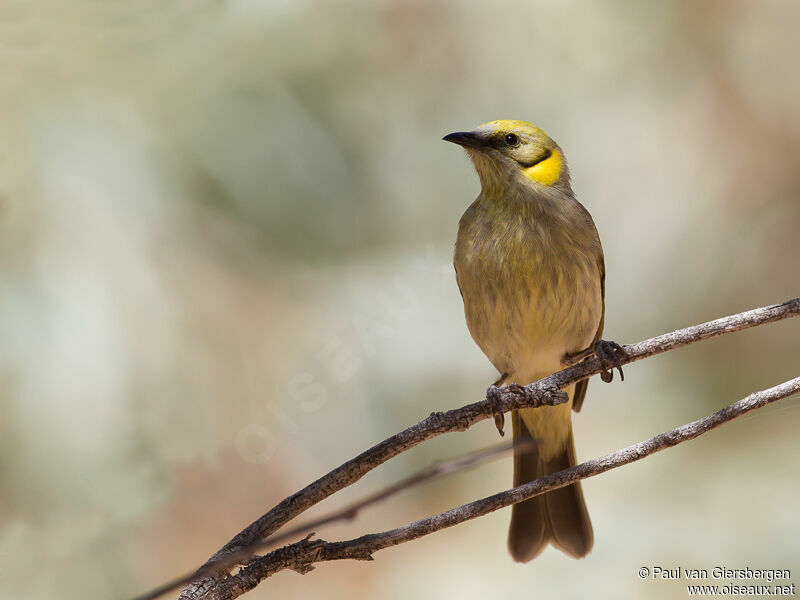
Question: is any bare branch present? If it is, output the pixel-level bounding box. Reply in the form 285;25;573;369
210;376;800;600
131;440;529;600
172;298;799;600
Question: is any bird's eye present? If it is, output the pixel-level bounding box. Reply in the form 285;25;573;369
505;133;520;146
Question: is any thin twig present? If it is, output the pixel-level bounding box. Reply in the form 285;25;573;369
210;376;800;600
131;440;532;600
173;298;799;600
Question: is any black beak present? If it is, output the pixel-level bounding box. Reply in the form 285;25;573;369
442;131;485;149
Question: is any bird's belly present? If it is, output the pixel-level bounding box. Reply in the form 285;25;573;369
454;203;603;458
460;265;601;383
458;255;601;459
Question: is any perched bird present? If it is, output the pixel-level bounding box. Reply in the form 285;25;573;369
445;120;624;562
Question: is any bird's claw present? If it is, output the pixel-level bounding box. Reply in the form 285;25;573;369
487;380;569;436
595;339;627;383
486;385;506;437
535;382;569;406
506;382;527;396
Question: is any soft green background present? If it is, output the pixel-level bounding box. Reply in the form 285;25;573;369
1;1;798;599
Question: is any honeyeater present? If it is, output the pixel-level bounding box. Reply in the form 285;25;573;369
445;120;623;562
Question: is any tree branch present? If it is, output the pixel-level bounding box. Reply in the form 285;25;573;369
132;440;531;600
173;298;799;600
210;376;800;600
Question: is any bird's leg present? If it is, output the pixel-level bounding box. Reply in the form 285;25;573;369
563;340;628;382
486;373;510;436
562;347;593;366
594;340;627;382
491;373;509;388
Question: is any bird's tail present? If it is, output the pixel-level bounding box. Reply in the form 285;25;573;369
507;410;593;562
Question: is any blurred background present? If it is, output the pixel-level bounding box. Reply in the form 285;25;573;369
1;1;799;599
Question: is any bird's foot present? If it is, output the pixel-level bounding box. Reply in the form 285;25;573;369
506;382;529;401
542;382;569;406
486;385;506;437
594;339;627;383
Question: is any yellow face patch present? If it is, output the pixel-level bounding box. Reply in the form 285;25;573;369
523;149;563;186
464;120;563;187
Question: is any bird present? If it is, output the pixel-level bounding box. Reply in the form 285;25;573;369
445;120;624;562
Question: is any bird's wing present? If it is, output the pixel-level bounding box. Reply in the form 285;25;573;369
572;251;605;413
453;262;464;300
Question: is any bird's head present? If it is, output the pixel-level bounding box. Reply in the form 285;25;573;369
443;120;570;195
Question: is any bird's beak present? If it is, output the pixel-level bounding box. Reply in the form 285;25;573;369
442;131;486;149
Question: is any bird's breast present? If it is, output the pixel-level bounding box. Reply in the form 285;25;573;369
454;200;602;382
